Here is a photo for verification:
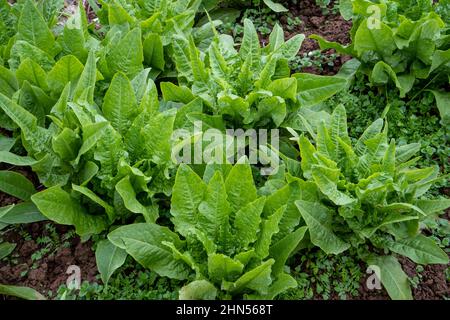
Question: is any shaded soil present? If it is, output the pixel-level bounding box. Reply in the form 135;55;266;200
0;222;98;298
278;0;352;75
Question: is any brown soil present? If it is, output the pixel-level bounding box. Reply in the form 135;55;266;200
279;0;352;75
357;258;450;300
0;222;98;298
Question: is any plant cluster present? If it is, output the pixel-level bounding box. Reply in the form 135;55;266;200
314;0;450;123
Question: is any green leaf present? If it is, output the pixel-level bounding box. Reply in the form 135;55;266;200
339;0;353;20
0;151;37;166
31;186;108;236
95;239;127;286
107;28;143;79
225;259;274;295
73;121;109;164
366;255;412;300
0;136;16;152
330;105;350;161
225;163;257;213
142;109;176;164
247;272;297;299
16;58;49;91
234;197;265;249
298;135;317;179
386;235;449;265
371;61;414;97
108;223;191;280
115;176;158;223
208;253;244;283
9;41;54;72
360;213;418;238
255;205;284;259
0;171;36;200
171;164;207;236
267;78;297;101
72;184;115;222
18;0;56;55
429;90;450;125
0;242;16;259
240;19;260;71
312;165;355;205
263;0;288;12
52;128;81;161
355;118;384;156
309;34;352;55
73;50;97;105
143;33;165;71
415;199;450;215
269;226;307;275
107;2;134;25
161;82;195;104
296;200;350;254
278;34;305;60
294;73;347;107
354;19;396;59
0;65;19;97
102;72;138;135
0;202;46;224
198;172;231;241
0;284;46;300
179;280;217;300
47;55;84;94
0;92;39;140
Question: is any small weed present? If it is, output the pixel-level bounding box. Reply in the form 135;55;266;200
279;249;362;300
290;50;339;72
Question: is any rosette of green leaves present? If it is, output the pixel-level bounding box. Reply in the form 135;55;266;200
0;0;103;131
315;0;450;123
288;105;450;299
164;19;351;128
0;0;67;65
0;49;178;236
108;162;308;299
93;0;221;78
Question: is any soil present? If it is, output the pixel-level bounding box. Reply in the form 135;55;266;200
0;222;98;298
278;0;353;75
1;123;97;298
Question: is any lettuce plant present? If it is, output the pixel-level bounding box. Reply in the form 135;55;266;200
0;50;178;236
0;0;66;65
314;0;450;123
0;0;102;130
165;19;351;128
288;105;450;299
108;162;308;299
93;0;220;78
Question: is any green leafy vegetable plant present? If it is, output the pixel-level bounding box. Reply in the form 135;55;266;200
314;0;450;123
287;104;450;299
0;49;179;235
93;0;222;78
166;19;351;128
108;162;308;299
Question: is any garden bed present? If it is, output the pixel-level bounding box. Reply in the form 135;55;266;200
0;0;449;301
